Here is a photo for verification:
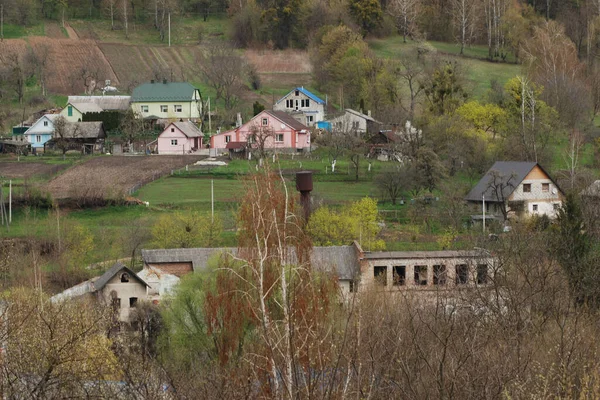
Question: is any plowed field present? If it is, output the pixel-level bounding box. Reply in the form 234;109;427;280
45;155;204;199
28;37;119;95
0;162;68;179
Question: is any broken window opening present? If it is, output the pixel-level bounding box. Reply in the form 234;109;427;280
414;265;428;286
393;266;406;286
374;266;387;286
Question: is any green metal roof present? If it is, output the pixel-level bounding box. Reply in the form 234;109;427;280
131;82;200;102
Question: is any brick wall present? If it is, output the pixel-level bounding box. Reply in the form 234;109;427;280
147;262;193;277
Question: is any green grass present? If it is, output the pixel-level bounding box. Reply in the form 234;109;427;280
368;35;522;100
0;23;45;38
68;14;229;45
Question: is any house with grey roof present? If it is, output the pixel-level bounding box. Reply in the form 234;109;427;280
465;161;563;220
51;262;150;323
61;96;132;122
157;121;203;154
131;81;202;122
326;108;382;135
273;87;326;127
46;121;106;154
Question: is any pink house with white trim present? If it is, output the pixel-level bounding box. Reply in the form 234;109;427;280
210;110;310;151
157;121;203;154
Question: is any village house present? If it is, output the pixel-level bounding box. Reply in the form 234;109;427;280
24;114;60;151
131;81;202;123
465;161;564;220
51;262;151;323
211;110;310;153
273;87;326;127
46;121;106;154
61;95;131;122
157;121;203;154
324;109;382;135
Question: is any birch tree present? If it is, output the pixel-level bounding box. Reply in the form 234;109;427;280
450;0;479;55
387;0;421;43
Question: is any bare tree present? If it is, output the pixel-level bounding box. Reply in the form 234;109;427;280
102;0;119;30
248;125;275;160
25;44;50;96
387;0;421;43
484;169;517;220
398;50;426;119
195;42;245;110
451;0;479;55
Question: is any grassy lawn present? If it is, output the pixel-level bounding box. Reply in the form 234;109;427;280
69;14;229;45
368;35;522;100
1;23;45;38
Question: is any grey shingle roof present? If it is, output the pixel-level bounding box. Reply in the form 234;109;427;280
67;96;131;111
171;121;202;138
265;110;308;131
465;161;538;202
142;246;360;280
132;82;199;102
92;262;150;291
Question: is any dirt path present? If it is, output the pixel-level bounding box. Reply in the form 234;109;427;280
64;23;79;40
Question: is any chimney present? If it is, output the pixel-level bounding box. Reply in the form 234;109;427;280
296;171;313;221
367;110;371;117
236;113;242;128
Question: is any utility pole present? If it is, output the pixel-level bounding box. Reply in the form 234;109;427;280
211;179;214;224
208;97;211;134
482;194;486;233
168;12;171;47
123;0;128;38
1;4;4;42
8;180;11;225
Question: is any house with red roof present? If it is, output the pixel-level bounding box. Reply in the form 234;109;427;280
210;110;311;152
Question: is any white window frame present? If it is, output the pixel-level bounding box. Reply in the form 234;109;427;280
43;121;48;127
160;105;168;113
225;135;231;143
141;105;149;113
275;134;284;143
36;135;42;143
174;105;182;113
171;139;178;146
262;118;268;126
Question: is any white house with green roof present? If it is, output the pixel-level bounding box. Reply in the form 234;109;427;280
131;81;202;122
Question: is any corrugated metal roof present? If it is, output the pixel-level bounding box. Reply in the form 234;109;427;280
70;102;104;114
464;161;538;202
132;82;199;102
142;245;360;280
344;108;381;123
276;87;326;105
171;121;202;138
67;96;131;111
265;110;308;131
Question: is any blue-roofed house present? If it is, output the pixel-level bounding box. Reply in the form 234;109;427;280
273;87;326;127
